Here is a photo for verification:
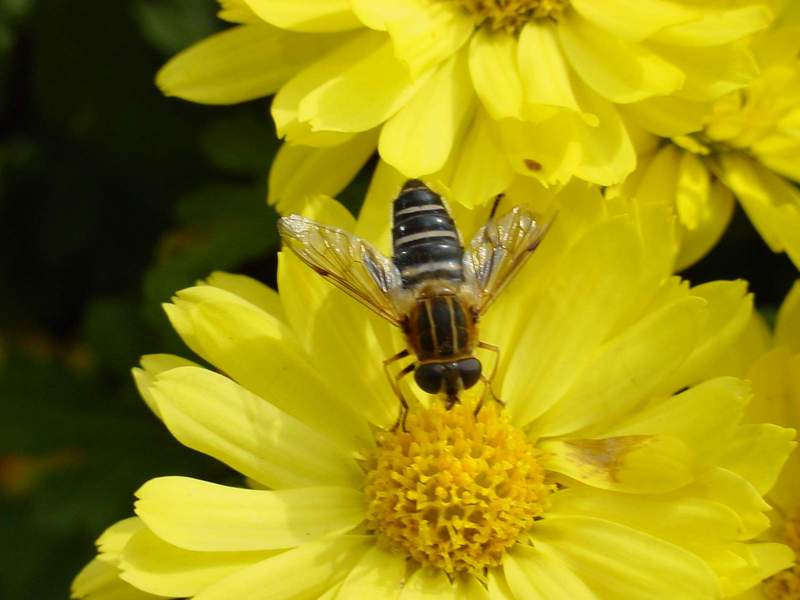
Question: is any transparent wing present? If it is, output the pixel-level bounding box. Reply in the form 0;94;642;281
278;215;406;326
464;207;550;315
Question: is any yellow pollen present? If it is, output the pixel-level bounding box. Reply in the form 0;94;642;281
764;508;800;599
449;0;570;34
364;402;550;576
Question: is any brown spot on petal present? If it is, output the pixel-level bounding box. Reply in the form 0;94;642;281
524;159;542;172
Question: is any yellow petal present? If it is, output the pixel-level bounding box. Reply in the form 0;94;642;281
349;0;416;30
135;476;366;551
532;516;719;598
570;0;697;41
268;131;378;214
399;567;456;600
570;81;636;185
541;434;696;493
720;424;796;495
272;31;381;138
156;24;343;105
120;528;274;597
621;95;710;137
132;354;198;419
657;281;753;392
298;39;433;133
96;518;146;564
441;109;515;209
675;180;735;271
72;557;162;600
379;47;474;176
719;153;800;268
164;285;373;452
776;280;800;352
468;29;523;120
517;23;592;123
194;536;372;600
532;296;705;438
502;217;643;427
549;487;741;548
354;159;405;252
384;1;472;77
607;377;750;461
487;571;515;600
504;545;595;600
202;271;283;320
337;544;406;600
242;0;361;32
219;0;259;24
150;367;363;489
652;5;772;47
559;13;684;103
656;42;758;102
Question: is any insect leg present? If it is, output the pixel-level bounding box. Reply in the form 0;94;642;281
488;193;505;220
392;363;416;432
475;341;503;417
384;349;412;431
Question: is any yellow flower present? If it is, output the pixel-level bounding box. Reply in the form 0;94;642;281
728;281;800;599
157;0;772;209
610;20;800;271
74;181;795;598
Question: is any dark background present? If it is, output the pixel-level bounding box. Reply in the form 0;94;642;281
0;1;795;597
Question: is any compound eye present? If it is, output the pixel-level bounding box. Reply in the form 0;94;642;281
415;363;446;394
458;358;482;390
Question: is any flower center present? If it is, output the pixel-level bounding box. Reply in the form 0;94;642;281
764;508;800;599
450;0;570;33
364;402;550;576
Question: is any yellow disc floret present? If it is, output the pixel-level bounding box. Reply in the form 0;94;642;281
765;508;800;599
450;0;570;33
364;402;550;576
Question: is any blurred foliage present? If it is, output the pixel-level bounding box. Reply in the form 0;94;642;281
0;1;795;599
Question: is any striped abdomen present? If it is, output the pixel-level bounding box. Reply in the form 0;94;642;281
392;179;463;288
406;293;476;361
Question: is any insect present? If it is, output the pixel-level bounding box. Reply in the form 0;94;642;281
278;179;550;428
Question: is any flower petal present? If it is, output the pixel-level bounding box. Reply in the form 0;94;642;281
504;545;596;599
337;544;406;600
120;528;274;597
150;367;363;489
559;13;684;103
156;24;344;104
73;557;162;600
133;354;198;419
548;487;741;547
242;0;361;32
164;285;373;452
721;424;796;496
268;131;378;214
468;29;523;120
502;217;643;427
651;5;772;47
379;47;474;176
622;95;709;137
777;280;800;353
399;567;456;600
719;153;800;268
517;23;592;123
135;476;366;551
605;377;751;461
203;271;283;319
532;516;719;599
675;180;735;271
298;39;433;133
570;0;697;41
656;281;753;392
532;296;705;438
541;434;696;493
194;536;372;600
384;1;472;76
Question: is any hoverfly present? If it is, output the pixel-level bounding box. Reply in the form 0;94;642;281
278;179;550;428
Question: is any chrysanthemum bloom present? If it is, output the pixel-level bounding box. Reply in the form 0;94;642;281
157;0;772;210
73;181;795;599
609;12;800;271
720;280;800;600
